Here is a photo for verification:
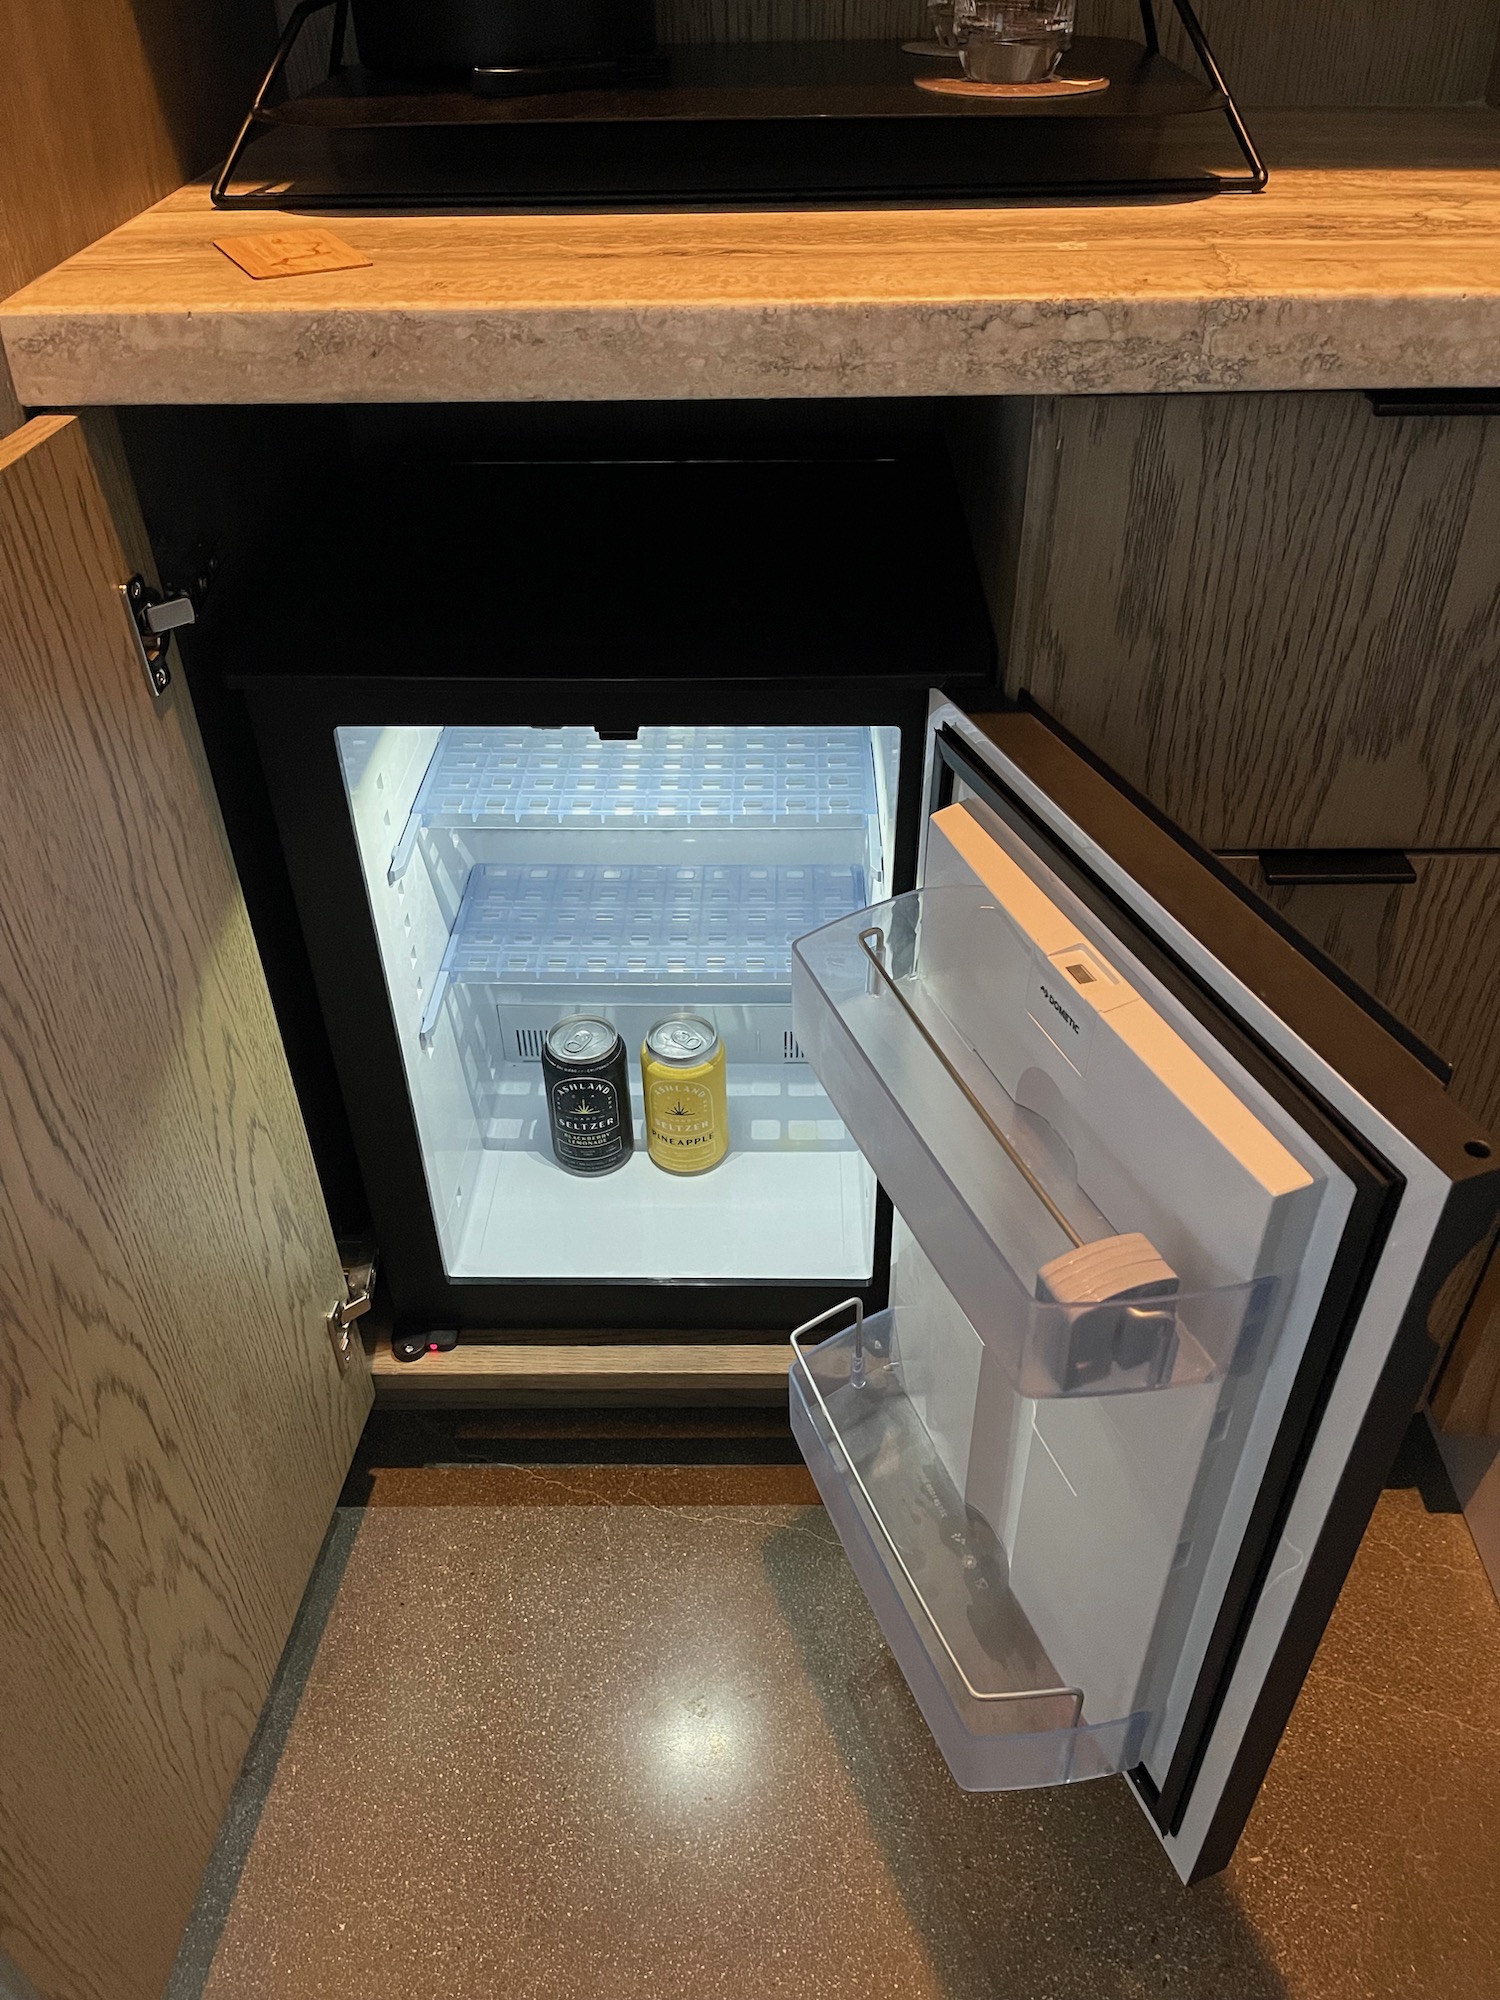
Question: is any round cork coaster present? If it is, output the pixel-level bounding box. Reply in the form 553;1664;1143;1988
902;38;963;57
914;71;1110;97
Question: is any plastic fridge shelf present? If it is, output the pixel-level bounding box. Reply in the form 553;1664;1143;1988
790;1306;1147;1790
420;860;868;1043
390;726;880;879
792;892;1273;1398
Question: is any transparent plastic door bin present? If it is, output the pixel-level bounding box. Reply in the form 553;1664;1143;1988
792;891;1275;1398
790;1302;1148;1790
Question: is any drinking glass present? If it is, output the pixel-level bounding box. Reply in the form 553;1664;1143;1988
927;0;960;48
955;0;1076;83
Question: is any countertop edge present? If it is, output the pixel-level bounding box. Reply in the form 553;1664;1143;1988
6;290;1500;404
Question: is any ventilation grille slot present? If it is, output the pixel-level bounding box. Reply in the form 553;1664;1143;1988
783;1031;807;1062
515;1026;547;1061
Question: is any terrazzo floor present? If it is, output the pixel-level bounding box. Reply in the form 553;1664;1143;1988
176;1421;1500;2000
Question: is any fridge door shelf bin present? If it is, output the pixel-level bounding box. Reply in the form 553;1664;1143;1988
792;890;1275;1399
390;725;882;881
790;1303;1148;1791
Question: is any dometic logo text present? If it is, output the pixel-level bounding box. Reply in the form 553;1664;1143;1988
1037;981;1083;1039
1028;957;1094;1076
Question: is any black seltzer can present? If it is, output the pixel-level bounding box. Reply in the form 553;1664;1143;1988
542;1017;633;1175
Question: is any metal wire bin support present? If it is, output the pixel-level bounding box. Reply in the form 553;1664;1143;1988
211;0;1266;208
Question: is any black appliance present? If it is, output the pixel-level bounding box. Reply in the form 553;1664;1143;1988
350;0;658;74
208;428;996;1338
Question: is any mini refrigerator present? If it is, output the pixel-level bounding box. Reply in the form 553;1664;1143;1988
222;435;987;1335
214;428;1500;1882
287;709;918;1337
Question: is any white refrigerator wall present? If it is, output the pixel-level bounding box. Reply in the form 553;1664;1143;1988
340;724;485;1271
341;721;898;1286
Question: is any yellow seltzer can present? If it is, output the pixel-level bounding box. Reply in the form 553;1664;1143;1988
642;1016;730;1174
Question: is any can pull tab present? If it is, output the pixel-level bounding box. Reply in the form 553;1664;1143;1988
660;1023;708;1057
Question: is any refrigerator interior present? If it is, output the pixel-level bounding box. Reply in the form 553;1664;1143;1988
339;721;900;1282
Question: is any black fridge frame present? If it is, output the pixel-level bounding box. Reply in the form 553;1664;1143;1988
242;673;933;1337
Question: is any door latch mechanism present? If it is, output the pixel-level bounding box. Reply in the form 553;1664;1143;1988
119;574;197;697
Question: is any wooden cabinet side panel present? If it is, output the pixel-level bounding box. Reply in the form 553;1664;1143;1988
0;416;370;2000
655;0;1500;103
0;0;274;302
1010;394;1500;852
0;0;277;427
1431;1238;1500;1435
1079;0;1500;107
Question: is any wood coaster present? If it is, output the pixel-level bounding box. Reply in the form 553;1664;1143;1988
914;71;1110;98
213;229;373;281
902;38;962;57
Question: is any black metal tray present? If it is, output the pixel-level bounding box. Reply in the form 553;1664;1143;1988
214;1;1265;208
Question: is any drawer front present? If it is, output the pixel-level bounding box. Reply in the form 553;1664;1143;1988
1008;393;1500;851
1220;853;1500;1139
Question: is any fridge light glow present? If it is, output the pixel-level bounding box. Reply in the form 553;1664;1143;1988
339;722;902;1286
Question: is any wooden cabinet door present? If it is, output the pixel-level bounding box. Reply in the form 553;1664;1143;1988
0;415;372;2000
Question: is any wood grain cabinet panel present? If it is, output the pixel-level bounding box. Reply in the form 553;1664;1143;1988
1431;1227;1500;1435
658;0;1500;104
1220;853;1500;1138
1220;849;1500;1446
0;415;370;2000
1079;0;1500;106
1009;394;1500;853
0;0;276;429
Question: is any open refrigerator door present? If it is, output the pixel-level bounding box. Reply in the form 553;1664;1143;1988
786;703;1499;1880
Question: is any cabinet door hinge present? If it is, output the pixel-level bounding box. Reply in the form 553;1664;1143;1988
118;573;197;698
326;1256;376;1372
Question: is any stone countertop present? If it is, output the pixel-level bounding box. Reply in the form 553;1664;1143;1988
4;110;1500;407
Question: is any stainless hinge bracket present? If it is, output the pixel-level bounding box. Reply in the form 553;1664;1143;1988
326;1258;375;1372
118;573;196;698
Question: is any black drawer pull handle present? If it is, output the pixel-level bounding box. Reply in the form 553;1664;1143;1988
1366;391;1500;419
1257;849;1416;889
